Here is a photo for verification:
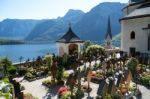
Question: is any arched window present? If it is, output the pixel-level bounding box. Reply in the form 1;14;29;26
130;31;135;39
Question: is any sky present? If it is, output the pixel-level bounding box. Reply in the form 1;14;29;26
0;0;128;21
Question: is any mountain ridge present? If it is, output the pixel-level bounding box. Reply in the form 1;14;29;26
0;2;126;43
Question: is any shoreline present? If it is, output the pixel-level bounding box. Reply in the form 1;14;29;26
0;41;56;45
0;43;58;64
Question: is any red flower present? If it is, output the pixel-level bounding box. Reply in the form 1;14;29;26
58;86;68;95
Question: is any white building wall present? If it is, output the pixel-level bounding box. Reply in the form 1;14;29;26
57;43;82;56
121;17;150;53
58;43;69;56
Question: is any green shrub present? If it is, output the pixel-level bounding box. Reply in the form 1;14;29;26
63;71;69;80
42;80;51;85
61;91;71;99
2;77;9;83
0;92;11;99
25;72;33;79
24;93;38;99
42;79;58;86
93;63;100;70
129;86;136;91
56;68;64;81
104;94;112;99
27;67;34;73
20;85;25;91
140;64;147;71
140;76;150;86
107;69;114;76
127;58;138;77
8;66;16;75
44;67;48;74
18;67;27;75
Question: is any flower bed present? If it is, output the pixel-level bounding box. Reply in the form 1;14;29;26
58;86;71;99
42;79;57;87
24;72;36;82
0;77;14;99
90;70;104;84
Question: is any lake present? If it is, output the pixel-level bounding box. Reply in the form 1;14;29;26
0;43;58;63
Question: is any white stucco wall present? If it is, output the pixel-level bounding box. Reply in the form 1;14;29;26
57;43;82;56
121;17;150;53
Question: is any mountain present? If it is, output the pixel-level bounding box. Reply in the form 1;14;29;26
73;2;125;43
25;19;56;41
0;2;126;43
26;2;125;42
112;33;121;47
0;19;39;39
25;9;85;41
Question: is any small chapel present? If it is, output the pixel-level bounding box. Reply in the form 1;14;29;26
56;25;84;56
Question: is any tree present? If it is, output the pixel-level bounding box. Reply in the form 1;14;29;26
8;66;17;75
126;57;139;78
51;61;58;81
85;44;105;67
45;53;53;71
36;56;42;67
56;67;63;82
0;57;12;76
82;40;92;52
66;73;76;98
62;53;68;69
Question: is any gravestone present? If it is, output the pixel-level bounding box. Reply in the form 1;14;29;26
108;77;115;94
97;79;107;98
116;73;122;87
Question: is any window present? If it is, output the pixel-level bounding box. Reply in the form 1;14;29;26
130;31;135;39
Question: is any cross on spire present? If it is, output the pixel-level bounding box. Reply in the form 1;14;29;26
69;22;72;28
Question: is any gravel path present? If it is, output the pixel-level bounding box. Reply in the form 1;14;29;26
138;84;150;99
20;77;55;99
17;61;150;99
19;77;99;99
19;61;99;99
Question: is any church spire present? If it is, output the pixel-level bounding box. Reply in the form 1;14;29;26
105;16;112;40
68;22;71;28
105;16;112;49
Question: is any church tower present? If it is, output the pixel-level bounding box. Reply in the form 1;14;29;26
105;17;112;49
121;0;150;56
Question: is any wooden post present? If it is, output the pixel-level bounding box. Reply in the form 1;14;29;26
87;68;91;97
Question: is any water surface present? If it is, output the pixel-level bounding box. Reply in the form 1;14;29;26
0;43;58;63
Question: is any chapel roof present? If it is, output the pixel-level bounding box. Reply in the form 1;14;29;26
56;25;84;43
